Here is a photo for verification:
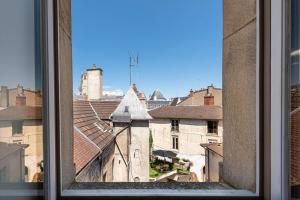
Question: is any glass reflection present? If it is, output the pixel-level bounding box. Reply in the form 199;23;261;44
0;0;43;189
290;0;300;199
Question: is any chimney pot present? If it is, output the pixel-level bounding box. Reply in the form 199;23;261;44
189;89;194;97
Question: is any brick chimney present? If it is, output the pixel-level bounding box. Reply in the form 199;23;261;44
0;86;8;108
16;95;26;107
204;95;214;106
189;89;194;97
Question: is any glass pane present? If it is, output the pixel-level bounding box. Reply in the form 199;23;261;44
290;0;300;199
0;0;43;196
63;0;258;195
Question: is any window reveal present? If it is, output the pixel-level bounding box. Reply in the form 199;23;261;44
171;119;179;132
172;135;179;150
207;121;218;135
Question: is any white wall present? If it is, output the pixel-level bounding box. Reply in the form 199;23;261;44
150;118;223;155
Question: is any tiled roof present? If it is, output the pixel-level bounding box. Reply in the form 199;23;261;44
0;106;42;121
0;142;28;160
73;100;114;150
73;100;115;174
200;143;223;157
149;106;222;120
89;101;120;120
73;129;100;174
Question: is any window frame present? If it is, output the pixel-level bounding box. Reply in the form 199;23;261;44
12;120;24;136
42;0;281;199
172;135;179;150
171;119;179;132
207;121;218;135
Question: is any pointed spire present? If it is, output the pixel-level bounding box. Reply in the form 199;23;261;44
111;87;151;122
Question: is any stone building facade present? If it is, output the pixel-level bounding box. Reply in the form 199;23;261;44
149;105;223;181
111;87;151;182
0;94;43;182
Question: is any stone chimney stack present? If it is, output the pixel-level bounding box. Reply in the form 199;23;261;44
17;84;24;96
204;95;214;106
0;86;8;108
189;89;194;97
16;95;26;107
207;84;214;95
87;64;103;100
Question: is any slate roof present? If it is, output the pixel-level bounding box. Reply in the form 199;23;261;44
0;106;42;121
89;101;120;120
111;87;152;122
150;90;167;101
149;106;223;120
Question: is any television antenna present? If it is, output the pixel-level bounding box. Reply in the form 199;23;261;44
128;50;139;86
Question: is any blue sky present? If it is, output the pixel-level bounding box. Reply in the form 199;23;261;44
72;0;222;98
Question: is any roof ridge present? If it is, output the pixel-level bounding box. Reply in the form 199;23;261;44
89;101;102;120
74;126;102;152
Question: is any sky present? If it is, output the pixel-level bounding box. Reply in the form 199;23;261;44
0;0;38;90
72;0;223;98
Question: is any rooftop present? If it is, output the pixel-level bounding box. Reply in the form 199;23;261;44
0;142;28;160
73;100;115;174
73;100;114;150
0;106;42;121
90;101;120;120
149;90;167;101
200;143;223;157
149;106;222;120
111;87;152;122
73;128;100;174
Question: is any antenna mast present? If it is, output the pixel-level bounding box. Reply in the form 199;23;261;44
129;51;139;86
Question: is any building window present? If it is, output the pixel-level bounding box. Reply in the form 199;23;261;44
172;135;179;150
171;119;179;132
12;121;23;135
207;121;218;135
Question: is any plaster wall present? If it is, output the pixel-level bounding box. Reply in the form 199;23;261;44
87;69;102;100
150;119;223;155
0;120;43;181
0;149;25;182
113;124;129;182
129;121;150;182
222;0;257;191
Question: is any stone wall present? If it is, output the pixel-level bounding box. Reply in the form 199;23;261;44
0;120;43;181
222;0;257;191
150;119;223;155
